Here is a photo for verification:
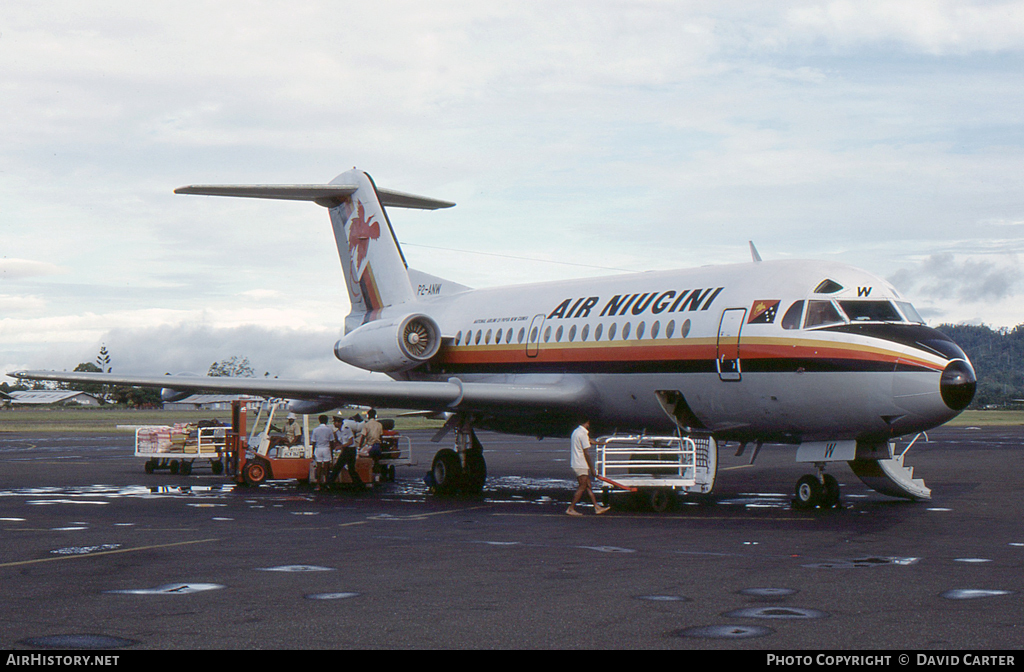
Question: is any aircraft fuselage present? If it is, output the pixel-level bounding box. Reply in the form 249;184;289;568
395;258;974;442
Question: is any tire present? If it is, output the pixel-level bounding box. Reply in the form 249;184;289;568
462;450;487;495
181;461;192;476
794;475;823;509
144;459;156;474
169;460;179;475
431;449;462;495
211;460;224;476
243;460;268;487
822;474;840;508
648;488;675;513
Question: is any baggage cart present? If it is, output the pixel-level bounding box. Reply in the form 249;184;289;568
136;422;227;475
595;433;718;511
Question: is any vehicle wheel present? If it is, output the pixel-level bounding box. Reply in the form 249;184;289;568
462;450;486;495
794;475;823;508
169;460;179;475
211;460;224;475
181;461;192;476
822;474;840;508
648;488;675;513
144;459;156;474
243;461;268;487
431;449;462;496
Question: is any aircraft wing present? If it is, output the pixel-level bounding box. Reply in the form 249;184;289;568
9;370;594;413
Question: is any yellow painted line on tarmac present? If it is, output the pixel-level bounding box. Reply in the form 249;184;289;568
0;538;219;569
721;464;755;471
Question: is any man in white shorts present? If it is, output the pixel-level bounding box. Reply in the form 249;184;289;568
567;419;610;516
311;415;334;491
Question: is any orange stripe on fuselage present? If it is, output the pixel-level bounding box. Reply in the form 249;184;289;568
438;335;946;371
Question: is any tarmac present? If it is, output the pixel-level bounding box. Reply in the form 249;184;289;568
0;424;1021;651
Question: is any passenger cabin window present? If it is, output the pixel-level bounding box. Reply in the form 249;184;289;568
804;300;844;328
781;301;804;330
896;301;925;324
838;300;902;322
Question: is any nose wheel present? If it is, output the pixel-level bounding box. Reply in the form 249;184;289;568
794;472;840;509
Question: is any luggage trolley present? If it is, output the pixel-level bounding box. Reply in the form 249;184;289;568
136;422;227;475
595;433;716;512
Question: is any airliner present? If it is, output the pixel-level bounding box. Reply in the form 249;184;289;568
14;168;977;507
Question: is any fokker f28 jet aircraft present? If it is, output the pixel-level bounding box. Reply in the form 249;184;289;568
14;168;978;507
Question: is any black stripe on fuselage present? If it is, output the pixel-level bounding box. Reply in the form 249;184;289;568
821;323;967;362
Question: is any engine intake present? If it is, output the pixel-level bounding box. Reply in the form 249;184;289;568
334;314;442;372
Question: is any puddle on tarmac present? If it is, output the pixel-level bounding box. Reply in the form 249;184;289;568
739;588;798;598
940;589;1014;600
1;484;236;502
306;592;360;600
724;606;829;619
51;544;121;556
580;546;636;554
717;493;792;509
803;556;920;569
257;565;335;572
106;583;224;595
674;624;773;639
18;634;138;649
637;595;690;602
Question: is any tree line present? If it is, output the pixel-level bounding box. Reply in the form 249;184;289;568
936;323;1024;408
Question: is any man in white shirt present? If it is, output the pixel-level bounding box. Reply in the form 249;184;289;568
567;419;610;516
311;415;334;491
327;414;363;487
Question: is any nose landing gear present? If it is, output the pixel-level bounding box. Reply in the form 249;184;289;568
793;468;841;509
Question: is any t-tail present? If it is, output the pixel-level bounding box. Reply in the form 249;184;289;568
174;167;455;329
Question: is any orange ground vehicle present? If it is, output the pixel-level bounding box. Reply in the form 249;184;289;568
225;400;407;487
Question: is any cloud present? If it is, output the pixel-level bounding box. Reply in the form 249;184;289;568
785;1;1024;54
888;253;1023;303
0;258;68;279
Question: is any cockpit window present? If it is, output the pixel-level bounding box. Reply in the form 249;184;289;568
781;301;804;330
838;300;902;323
896;301;925;324
813;279;844;294
804;300;845;328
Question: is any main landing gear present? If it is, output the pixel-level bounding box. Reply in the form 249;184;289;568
428;418;486;497
793;465;841;509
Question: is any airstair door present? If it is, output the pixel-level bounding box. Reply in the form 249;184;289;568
526;314;545;358
717;308;746;381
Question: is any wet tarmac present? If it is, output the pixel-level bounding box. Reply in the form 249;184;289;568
0;425;1021;650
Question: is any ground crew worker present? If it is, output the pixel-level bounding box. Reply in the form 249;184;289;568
311;415;334;491
567;419;609;516
283;413;302;446
357;409;384;477
328;414;363;487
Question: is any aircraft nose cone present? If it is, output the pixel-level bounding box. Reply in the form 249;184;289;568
940;359;976;411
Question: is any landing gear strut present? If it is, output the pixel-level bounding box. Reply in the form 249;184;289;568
429;417;486;496
793;466;840;509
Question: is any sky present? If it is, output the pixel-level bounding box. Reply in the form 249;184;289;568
2;1;1024;384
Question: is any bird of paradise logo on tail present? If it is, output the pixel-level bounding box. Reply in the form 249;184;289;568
338;199;386;315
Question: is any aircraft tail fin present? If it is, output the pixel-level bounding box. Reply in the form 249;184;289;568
175;168;455;324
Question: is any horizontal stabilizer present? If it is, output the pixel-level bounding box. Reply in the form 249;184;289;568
174;184;455;210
